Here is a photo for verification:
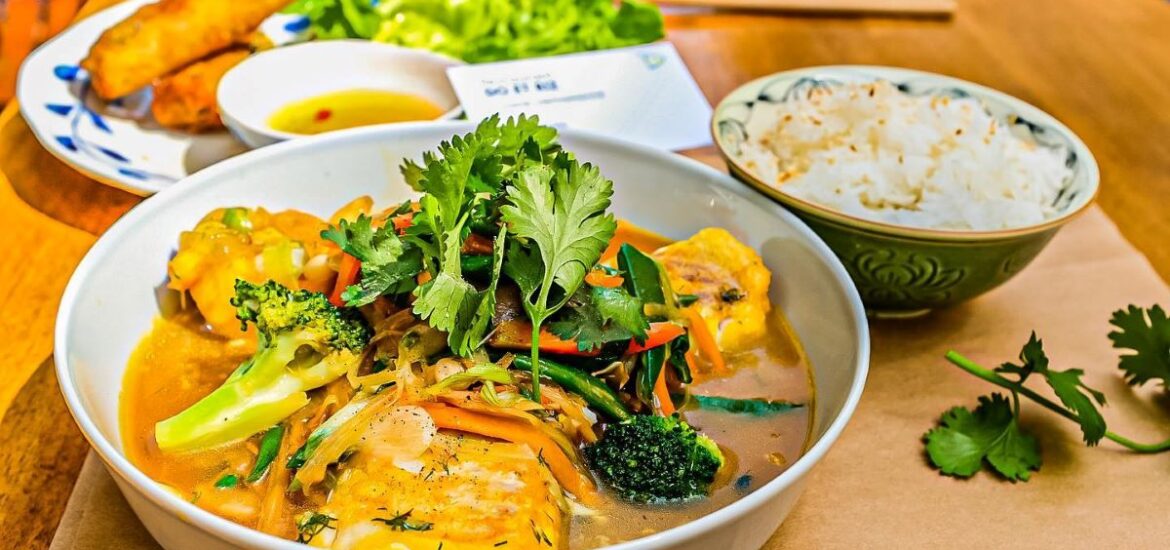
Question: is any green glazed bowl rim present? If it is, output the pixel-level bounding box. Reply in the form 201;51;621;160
712;65;1100;243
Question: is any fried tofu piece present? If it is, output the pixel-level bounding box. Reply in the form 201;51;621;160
81;0;288;100
654;228;772;354
150;48;249;132
314;435;567;550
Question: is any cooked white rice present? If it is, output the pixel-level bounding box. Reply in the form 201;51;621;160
735;80;1072;231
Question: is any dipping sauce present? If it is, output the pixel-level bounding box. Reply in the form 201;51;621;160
267;89;444;135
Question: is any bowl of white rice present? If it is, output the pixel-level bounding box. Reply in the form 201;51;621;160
713;66;1098;315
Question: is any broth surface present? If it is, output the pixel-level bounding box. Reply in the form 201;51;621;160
569;309;812;548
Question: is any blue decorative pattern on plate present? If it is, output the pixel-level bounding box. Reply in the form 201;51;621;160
16;0;307;195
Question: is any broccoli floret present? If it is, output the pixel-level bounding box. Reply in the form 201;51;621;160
584;414;724;503
155;280;370;452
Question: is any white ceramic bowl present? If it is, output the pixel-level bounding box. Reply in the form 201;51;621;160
55;123;870;550
218;40;464;148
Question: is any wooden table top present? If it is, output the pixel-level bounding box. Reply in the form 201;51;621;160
1;0;1167;547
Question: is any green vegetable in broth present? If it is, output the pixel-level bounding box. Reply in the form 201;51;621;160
154;280;370;452
247;424;285;483
688;395;803;416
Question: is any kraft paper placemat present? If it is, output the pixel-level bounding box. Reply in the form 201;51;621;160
51;206;1170;549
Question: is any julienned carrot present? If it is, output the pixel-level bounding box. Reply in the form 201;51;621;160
653;367;676;416
537;330;593;356
683;308;726;372
329;253;360;307
421;404;595;502
626;322;686;353
391;212;414;233
685;348;701;376
585;269;624;288
494;320;684;357
490;320;601;357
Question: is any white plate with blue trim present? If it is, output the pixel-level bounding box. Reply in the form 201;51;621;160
16;0;310;195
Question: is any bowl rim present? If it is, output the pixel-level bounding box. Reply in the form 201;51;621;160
712;64;1100;243
54;121;871;550
217;40;465;145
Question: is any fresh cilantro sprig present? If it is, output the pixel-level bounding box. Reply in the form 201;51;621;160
926;307;1170;482
404;116;555;338
501;157;618;399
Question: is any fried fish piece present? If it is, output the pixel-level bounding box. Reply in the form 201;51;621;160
312;435;567;549
81;0;289;100
150;48;249;132
654;228;772;354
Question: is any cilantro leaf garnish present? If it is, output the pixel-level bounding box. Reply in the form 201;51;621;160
295;512;337;543
372;509;433;532
413;226;481;352
406;116;553;356
1108;304;1170;389
501;158;617;398
321;215;421;306
447;228;507;356
548;287;645;352
592;286;649;341
402;114;557;197
924;393;1041;481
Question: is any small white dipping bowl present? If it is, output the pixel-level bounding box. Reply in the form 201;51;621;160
55;123;869;550
218;40;464;148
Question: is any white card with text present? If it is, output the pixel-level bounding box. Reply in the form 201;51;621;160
447;43;713;151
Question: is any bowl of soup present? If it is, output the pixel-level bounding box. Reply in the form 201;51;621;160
55;119;869;549
218;40;463;149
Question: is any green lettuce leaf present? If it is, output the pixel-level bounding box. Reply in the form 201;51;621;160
286;0;665;62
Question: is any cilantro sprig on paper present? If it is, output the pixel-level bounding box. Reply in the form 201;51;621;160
925;307;1170;482
925;393;1041;481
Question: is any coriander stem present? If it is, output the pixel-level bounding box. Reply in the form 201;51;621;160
530;322;542;401
944;351;1170;454
1103;432;1170;453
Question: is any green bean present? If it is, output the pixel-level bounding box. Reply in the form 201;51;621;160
689;395;803;416
512;355;631;421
